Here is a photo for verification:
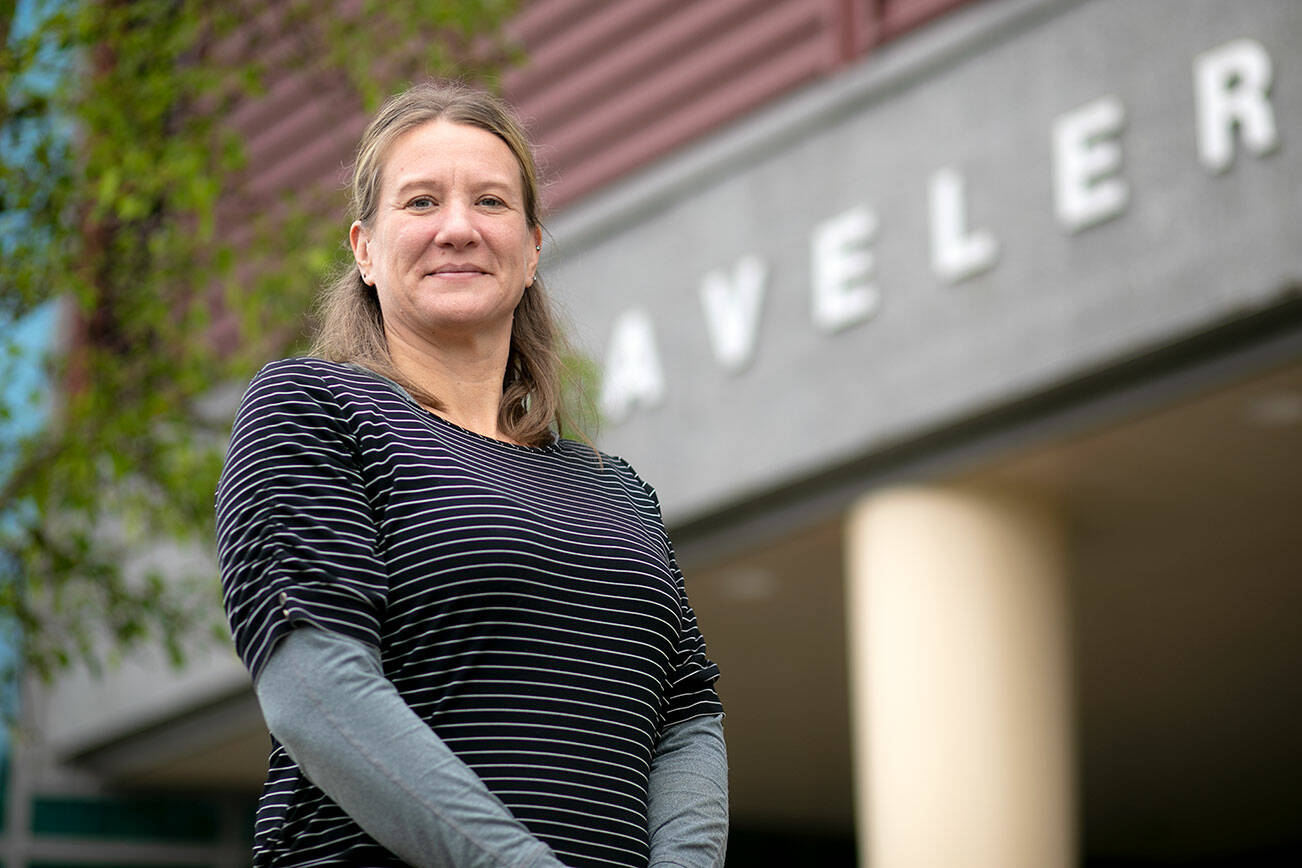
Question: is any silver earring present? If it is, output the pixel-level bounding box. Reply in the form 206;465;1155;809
535;245;541;251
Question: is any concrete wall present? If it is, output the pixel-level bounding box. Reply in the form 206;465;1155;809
546;0;1302;523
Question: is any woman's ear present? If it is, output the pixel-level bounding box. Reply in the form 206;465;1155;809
349;220;372;284
527;225;542;283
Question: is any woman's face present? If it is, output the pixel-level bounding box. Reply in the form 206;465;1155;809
350;120;541;349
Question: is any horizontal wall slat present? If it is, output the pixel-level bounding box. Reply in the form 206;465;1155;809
512;0;782;138
506;0;689;102
507;0;614;47
533;0;832;173
217;0;986;219
544;35;833;207
239;81;357;190
242;116;362;203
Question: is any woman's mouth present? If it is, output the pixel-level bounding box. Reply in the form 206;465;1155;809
431;264;487;276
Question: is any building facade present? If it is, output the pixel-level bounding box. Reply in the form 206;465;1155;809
6;0;1301;865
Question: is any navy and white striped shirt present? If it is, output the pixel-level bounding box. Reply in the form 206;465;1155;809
216;358;722;867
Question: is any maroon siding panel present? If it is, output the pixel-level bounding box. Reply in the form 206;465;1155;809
506;0;843;209
846;0;883;56
218;79;362;254
553;35;835;205
507;0;616;52
222;0;987;223
539;0;832;152
506;0;983;211
513;0;785;138
238;78;361;198
506;0;690;107
213;4;370;252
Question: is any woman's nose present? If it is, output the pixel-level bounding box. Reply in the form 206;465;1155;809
435;201;479;247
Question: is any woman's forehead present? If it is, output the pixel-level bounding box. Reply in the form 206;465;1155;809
381;120;522;192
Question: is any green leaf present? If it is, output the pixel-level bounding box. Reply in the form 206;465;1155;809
1;0;526;687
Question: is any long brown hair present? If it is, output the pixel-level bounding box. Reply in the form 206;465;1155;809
310;82;564;447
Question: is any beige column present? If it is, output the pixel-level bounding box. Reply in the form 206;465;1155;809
844;484;1075;868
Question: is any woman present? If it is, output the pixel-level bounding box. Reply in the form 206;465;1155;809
215;82;728;868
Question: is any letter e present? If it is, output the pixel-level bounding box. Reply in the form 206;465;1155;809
811;206;880;333
1053;95;1128;232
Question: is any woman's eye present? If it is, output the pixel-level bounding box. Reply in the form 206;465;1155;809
407;196;436;209
478;196;505;208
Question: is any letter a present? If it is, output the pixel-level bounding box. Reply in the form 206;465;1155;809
599;309;666;424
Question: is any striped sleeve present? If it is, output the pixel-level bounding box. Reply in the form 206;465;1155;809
215;361;388;681
660;532;725;728
614;459;724;729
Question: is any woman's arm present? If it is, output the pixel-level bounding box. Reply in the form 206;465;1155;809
646;714;729;868
254;626;566;868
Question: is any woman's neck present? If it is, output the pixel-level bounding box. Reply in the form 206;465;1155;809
385;325;515;443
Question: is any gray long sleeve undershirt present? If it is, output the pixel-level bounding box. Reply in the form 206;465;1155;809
254;626;728;867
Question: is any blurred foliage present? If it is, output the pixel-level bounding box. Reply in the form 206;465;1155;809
557;348;603;444
0;0;521;682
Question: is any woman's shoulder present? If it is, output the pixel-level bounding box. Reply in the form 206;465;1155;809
248;356;369;387
574;447;662;509
244;357;402;403
234;358;417;432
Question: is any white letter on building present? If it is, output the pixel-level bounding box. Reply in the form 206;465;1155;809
599;309;665;424
1195;37;1278;173
1052;95;1128;232
929;166;999;283
811;205;880;333
699;255;767;373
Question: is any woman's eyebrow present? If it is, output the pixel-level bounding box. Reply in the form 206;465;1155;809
393;175;516;198
393;178;439;198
